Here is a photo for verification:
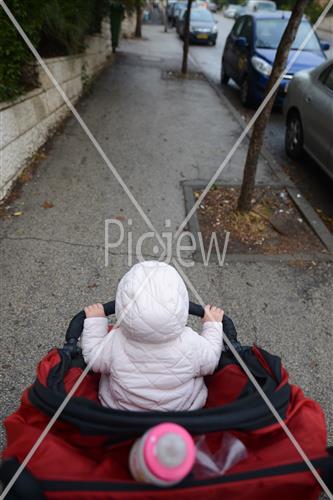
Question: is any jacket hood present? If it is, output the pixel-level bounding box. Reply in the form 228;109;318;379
115;261;189;344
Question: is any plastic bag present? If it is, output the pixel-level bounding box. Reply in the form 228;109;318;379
192;433;247;479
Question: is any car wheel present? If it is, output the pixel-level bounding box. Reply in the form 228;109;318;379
240;76;252;107
220;62;229;85
285;110;304;160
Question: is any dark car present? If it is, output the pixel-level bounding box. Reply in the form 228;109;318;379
170;1;187;27
166;0;176;22
207;0;218;13
178;8;218;45
221;11;329;106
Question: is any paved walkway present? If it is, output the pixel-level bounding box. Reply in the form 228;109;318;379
1;25;332;451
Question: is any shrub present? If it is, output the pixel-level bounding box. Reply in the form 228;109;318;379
39;0;106;56
0;0;44;101
279;1;333;23
0;0;109;101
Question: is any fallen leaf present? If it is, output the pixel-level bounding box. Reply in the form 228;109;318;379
13;211;23;216
114;215;126;221
42;201;54;209
87;283;97;289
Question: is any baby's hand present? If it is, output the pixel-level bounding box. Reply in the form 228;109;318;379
84;303;105;318
203;304;224;323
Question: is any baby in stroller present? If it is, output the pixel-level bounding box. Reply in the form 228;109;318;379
82;260;224;412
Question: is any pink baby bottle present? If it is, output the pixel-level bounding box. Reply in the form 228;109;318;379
129;423;195;486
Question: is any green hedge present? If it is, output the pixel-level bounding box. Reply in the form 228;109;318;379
0;0;109;102
0;1;44;101
279;1;333;23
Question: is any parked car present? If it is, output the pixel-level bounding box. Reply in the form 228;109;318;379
243;0;276;13
170;1;187;27
224;4;243;18
234;0;277;18
221;11;329;106
207;0;218;13
283;59;333;179
166;0;177;22
176;4;188;32
178;7;218;45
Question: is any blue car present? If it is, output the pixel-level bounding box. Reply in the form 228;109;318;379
221;11;330;106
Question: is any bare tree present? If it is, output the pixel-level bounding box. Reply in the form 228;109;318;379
135;0;143;38
237;0;309;212
181;0;194;74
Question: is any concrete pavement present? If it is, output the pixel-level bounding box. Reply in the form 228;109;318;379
1;23;332;457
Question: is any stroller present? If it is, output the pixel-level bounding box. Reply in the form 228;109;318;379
1;301;332;499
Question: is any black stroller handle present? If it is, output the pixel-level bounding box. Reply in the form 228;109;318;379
64;301;240;356
105;301;205;318
65;301;204;342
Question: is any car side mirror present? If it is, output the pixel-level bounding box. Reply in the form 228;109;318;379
320;40;330;51
235;36;248;48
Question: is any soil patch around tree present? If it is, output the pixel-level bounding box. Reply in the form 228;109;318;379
196;186;326;255
161;70;205;81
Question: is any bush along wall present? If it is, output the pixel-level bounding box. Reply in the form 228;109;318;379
0;0;109;102
0;0;44;101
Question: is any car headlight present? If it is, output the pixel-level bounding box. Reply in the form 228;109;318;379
212;24;218;33
251;56;272;77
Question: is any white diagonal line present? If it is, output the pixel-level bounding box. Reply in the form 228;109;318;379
172;258;333;498
0;253;168;499
1;0;331;496
174;0;333;240
0;0;166;254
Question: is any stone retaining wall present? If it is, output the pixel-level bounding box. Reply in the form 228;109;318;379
0;18;112;201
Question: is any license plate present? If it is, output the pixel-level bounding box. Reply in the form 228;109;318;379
197;33;208;39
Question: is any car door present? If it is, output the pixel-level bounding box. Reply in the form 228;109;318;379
178;9;185;35
236;16;253;84
321;67;333;172
223;16;246;80
302;64;333;170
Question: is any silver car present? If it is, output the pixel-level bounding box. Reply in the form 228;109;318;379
223;4;242;18
284;60;333;179
243;0;277;12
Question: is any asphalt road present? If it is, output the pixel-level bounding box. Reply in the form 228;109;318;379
183;13;333;231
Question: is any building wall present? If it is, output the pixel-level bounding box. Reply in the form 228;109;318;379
0;18;112;201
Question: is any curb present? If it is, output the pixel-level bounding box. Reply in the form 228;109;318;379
196;71;333;254
182;179;333;264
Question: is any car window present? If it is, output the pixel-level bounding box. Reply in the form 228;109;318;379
240;16;252;39
255;19;321;51
232;17;245;36
190;9;214;21
320;66;333;91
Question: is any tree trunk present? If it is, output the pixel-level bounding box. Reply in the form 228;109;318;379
135;0;142;38
181;0;194;75
164;0;168;32
237;0;309;212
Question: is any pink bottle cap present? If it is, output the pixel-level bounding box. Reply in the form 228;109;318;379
143;423;195;483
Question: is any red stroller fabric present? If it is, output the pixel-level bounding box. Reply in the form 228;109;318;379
1;346;331;500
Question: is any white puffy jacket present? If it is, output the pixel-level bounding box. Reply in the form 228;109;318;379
82;261;223;411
